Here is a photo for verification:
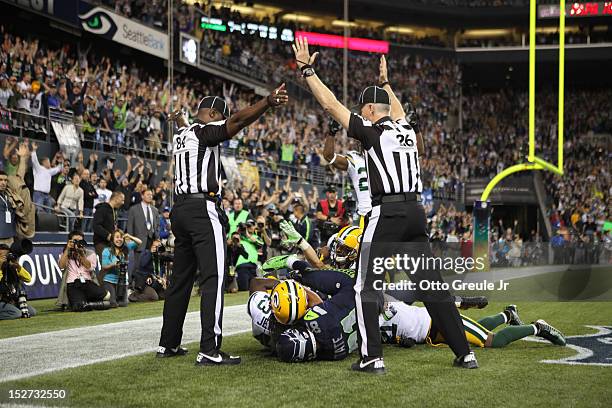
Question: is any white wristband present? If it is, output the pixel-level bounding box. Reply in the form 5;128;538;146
298;238;311;252
286;255;299;269
328;154;338;165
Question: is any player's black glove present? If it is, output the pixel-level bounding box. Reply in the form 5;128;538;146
404;102;420;133
455;295;489;310
395;335;416;348
286;269;304;282
328;117;341;136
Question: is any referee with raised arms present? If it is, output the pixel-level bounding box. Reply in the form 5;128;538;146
157;84;288;365
292;38;476;374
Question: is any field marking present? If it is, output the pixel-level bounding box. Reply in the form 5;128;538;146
0;303;251;383
524;326;612;367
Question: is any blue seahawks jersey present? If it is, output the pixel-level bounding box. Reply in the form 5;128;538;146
293;261;357;360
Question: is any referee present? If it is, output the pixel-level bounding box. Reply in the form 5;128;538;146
292;38;476;374
157;84;288;365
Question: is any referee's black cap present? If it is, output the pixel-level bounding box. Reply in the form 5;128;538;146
197;96;230;118
358;86;390;107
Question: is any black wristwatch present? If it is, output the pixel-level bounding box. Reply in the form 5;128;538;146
301;64;315;78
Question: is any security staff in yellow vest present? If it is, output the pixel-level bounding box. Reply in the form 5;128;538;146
234;219;263;291
227;198;253;237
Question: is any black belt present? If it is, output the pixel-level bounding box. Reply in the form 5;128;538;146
372;192;421;206
175;193;219;202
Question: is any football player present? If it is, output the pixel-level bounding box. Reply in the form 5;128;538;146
380;300;566;349
322;117;370;229
279;219;360;270
276;259;358;362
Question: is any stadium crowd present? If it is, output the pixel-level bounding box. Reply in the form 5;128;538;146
0;3;610;314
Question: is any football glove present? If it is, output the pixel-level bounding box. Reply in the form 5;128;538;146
328;117;342;136
262;255;295;273
279;220;304;248
395;335;416;348
455;295;489;310
285;269;304;282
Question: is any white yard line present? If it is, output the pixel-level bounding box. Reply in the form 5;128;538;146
0;304;251;383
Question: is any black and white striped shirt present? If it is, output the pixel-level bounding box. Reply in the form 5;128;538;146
348;113;422;197
173;119;229;196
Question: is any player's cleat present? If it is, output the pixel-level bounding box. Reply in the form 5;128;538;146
453;352;479;369
195;350;241;366
156;346;188;358
504;305;524;326
456;295;489;309
534;319;566;346
351;357;386;375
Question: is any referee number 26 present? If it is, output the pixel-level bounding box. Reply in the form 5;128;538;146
396;134;414;147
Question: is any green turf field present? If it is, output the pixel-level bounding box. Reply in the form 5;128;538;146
0;291;249;340
1;300;611;407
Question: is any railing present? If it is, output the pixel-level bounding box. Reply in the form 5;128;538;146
34;202;128;233
2;107;464;203
0;108;50;140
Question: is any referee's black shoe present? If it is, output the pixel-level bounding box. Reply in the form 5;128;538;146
351;357;386;375
195;350;241;366
453;352;479;369
156;346;188;358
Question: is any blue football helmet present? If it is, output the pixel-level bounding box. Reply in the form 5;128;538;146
276;327;317;363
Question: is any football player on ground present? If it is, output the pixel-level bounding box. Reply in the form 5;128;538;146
380;300;566;349
250;223;491;362
247;262;358;362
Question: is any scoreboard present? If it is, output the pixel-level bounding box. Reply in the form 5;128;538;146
539;2;612;18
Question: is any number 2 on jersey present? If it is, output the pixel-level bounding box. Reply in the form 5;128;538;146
357;167;368;192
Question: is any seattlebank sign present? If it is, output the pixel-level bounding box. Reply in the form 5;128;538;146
78;4;169;59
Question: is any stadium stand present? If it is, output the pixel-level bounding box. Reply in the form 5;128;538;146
0;1;610;258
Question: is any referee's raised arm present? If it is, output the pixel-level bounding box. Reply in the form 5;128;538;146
293;37;475;374
158;84;287;366
292;37;351;129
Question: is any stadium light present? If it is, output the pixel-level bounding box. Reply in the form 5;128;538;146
282;14;314;23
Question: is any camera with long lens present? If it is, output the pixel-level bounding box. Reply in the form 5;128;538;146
152;243;173;262
6;238;33;263
236;222;247;236
343;192;357;224
1;239;34;318
69;239;87;260
115;260;129;302
266;210;283;249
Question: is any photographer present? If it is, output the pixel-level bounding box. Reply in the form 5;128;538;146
288;197;315;247
227;198;253;237
315;186;346;244
100;229;141;307
58;231;110;312
0;170;17;247
232;220;263;291
130;239;171;302
0;242;36;319
262;205;285;258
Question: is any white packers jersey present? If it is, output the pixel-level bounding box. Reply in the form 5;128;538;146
379;302;431;344
345;151;372;216
247;291;273;347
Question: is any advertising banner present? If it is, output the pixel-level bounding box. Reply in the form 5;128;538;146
78;3;169;59
18;244;65;300
1;0;80;27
